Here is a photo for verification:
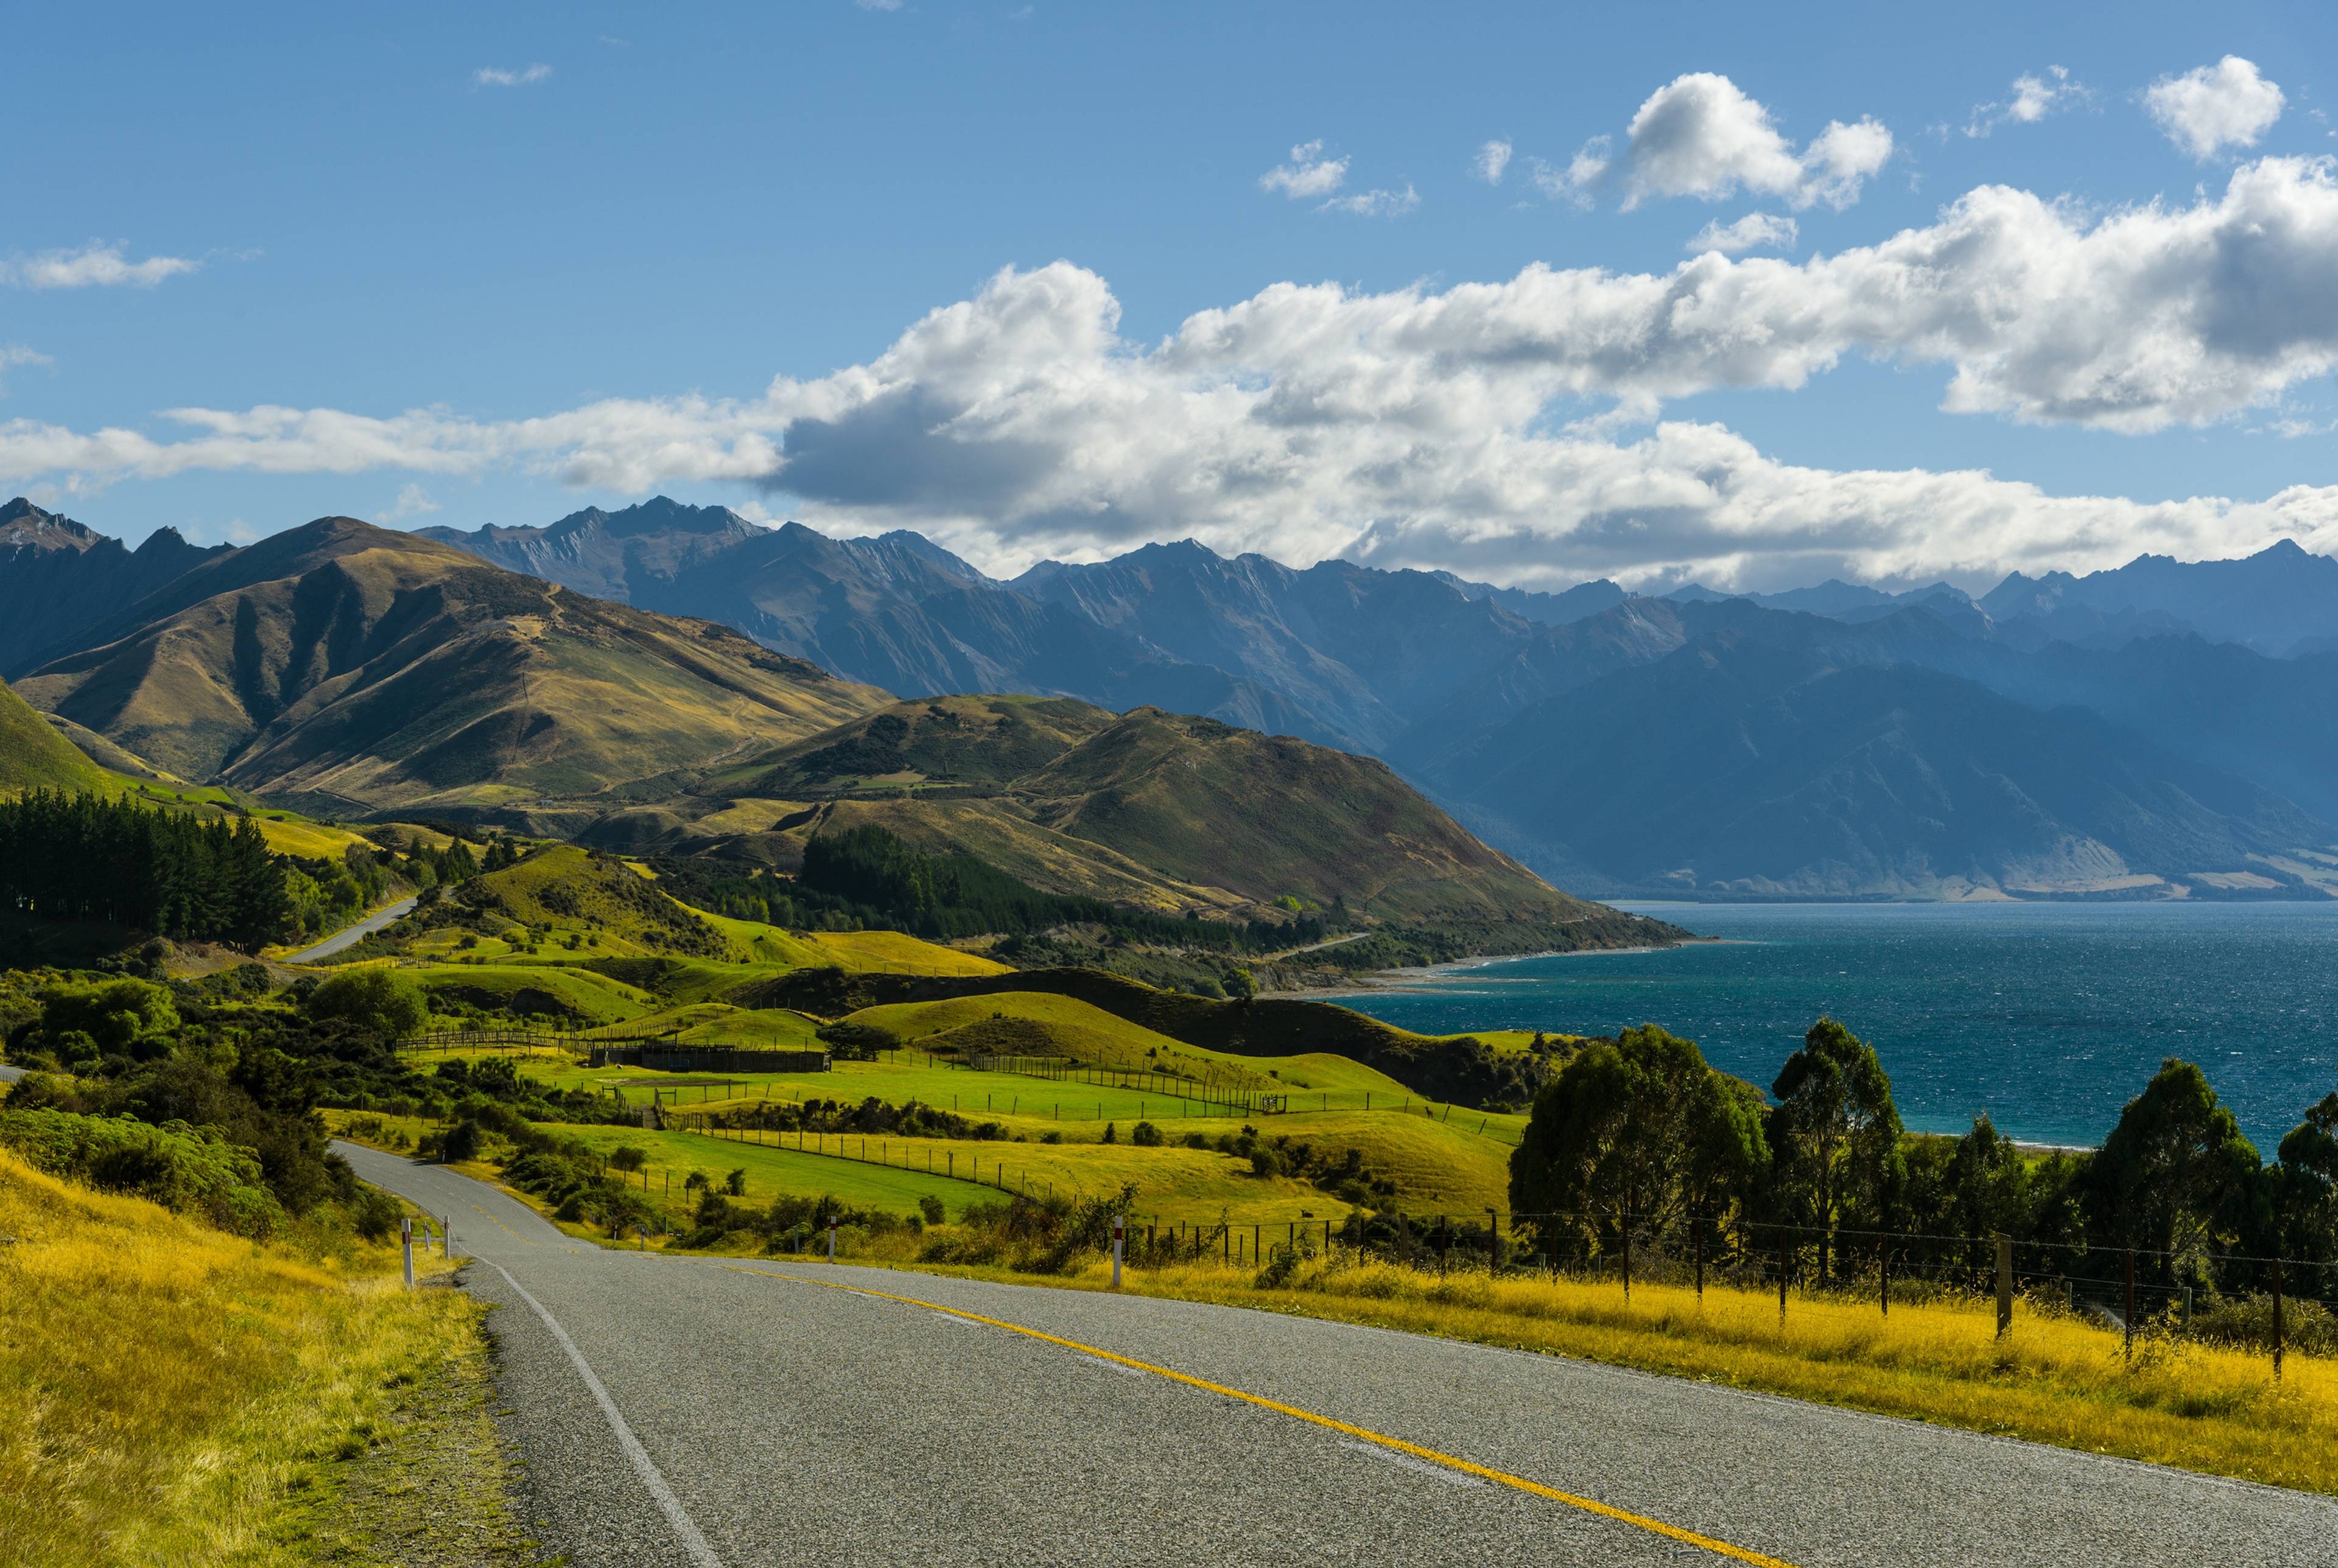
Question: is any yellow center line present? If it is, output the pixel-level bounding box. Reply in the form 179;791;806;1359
728;1267;1799;1568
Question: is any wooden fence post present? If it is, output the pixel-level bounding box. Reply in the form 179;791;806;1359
1995;1235;2013;1340
2273;1259;2285;1379
2124;1248;2136;1361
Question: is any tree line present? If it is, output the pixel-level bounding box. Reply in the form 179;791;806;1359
0;790;290;950
1510;1018;2338;1295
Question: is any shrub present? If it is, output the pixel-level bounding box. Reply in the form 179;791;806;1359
1101;1122;1117;1145
0;1108;283;1236
35;979;178;1062
306;969;428;1038
1131;1121;1162;1147
348;1185;402;1241
918;1194;946;1225
608;1145;647;1172
439;1118;482;1164
725;1168;746;1196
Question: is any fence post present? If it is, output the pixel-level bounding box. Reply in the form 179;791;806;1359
1437;1216;1448;1277
1112;1214;1125;1289
2272;1258;2284;1379
827;1215;838;1264
1487;1209;1500;1276
1995;1235;2013;1340
1879;1246;1889;1318
401;1217;415;1292
1777;1241;1788;1320
2124;1247;2136;1362
1694;1216;1705;1301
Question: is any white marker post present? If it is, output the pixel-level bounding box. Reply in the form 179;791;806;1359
444;1215;455;1259
401;1216;415;1291
827;1215;838;1264
1112;1213;1125;1289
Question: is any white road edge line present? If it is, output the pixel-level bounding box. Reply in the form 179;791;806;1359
485;1261;728;1568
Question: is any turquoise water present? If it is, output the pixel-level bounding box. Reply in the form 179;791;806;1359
1336;902;2338;1152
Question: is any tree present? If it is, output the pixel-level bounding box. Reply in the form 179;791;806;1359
1769;1017;1903;1281
306;968;429;1038
2084;1059;2259;1281
2274;1092;2338;1264
1509;1024;1767;1262
440;1118;482;1164
1223;967;1257;1003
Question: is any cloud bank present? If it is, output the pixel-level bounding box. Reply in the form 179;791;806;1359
11;158;2338;589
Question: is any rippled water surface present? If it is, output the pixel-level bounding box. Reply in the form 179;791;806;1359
1336;901;2338;1150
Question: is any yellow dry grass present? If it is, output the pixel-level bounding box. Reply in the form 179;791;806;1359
910;1248;2338;1494
0;1150;479;1567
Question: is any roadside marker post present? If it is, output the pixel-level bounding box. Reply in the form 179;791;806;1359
827;1216;838;1264
444;1214;454;1259
1112;1214;1125;1288
401;1217;415;1291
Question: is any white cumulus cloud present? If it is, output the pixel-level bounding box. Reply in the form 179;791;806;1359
473;63;553;88
1;242;200;289
17;158;2338;589
1964;65;2090;138
1687;212;1797;254
2147;56;2284;159
1259;140;1349;199
1475;139;1512;184
1551;74;1893;211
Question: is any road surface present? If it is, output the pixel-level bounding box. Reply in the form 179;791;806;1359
337;1142;2336;1568
284;896;416;963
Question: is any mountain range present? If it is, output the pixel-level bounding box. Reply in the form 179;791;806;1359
0;500;1612;944
8;492;2337;901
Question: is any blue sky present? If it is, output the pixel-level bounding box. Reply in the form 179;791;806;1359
7;1;2338;591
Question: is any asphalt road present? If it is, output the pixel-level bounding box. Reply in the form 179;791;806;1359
284;895;416;963
337;1142;2337;1568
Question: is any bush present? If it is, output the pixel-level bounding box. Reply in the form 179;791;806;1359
34;979;179;1062
307;969;428;1038
608;1144;647;1172
1101;1122;1117;1145
349;1185;402;1241
439;1118;482;1164
918;1193;946;1225
725;1168;746;1196
0;1108;283;1236
1131;1121;1163;1147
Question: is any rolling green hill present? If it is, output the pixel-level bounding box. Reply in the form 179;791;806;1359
0;677;110;794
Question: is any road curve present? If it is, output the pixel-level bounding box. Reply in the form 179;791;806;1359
336;1142;2336;1568
284;896;416;964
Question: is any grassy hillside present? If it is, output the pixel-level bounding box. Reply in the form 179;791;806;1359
0;676;110;793
644;701;1613;931
0;1147;489;1568
699;694;1115;798
746;964;1566;1109
15;516;891;816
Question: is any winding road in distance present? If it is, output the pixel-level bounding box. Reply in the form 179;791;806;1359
283;896;417;964
337;1142;2334;1568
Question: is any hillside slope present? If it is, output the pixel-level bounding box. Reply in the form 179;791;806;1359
593;695;1604;926
0;499;228;677
0;677;110;794
13;517;892;817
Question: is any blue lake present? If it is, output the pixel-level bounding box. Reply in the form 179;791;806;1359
1335;901;2338;1152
